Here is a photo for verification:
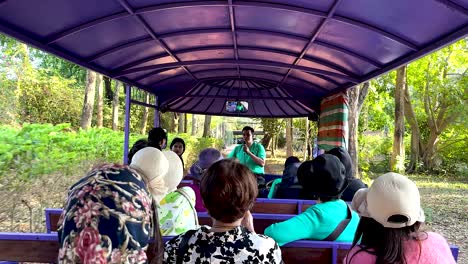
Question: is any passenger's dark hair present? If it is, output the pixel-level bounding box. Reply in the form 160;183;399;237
346;217;425;264
128;139;149;164
148;127;167;150
242;126;255;134
201;159;258;223
170;137;186;155
284;156;300;168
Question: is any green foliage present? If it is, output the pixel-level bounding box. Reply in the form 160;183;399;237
20;72;83;125
361;78;394;132
31;49;86;87
359;39;467;174
0;124;225;181
260;118;285;135
165;133;223;168
0;124;140;181
358;133;393;178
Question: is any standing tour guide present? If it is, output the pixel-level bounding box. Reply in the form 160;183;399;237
228;126;266;175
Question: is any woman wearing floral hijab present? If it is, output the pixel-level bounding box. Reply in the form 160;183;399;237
57;147;167;264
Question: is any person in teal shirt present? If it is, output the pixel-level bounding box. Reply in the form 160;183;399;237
228;126;266;174
264;154;360;246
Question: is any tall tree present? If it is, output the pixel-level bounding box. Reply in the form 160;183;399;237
191;114;197;135
260;118;285;157
203;115;212;137
112;81;120;131
96;74;104;128
80;70;97;130
405;39;467;171
303;118;310;160
404;83;423;172
103;76;113;105
347;82;369;177
178;113;185;133
140;93;150;135
184;113;188;133
286;118;293;157
391;66;406;172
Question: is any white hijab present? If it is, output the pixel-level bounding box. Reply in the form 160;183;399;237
162;150;184;194
129;147;169;202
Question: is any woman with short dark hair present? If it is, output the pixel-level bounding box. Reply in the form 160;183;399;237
164;159;282;263
345;173;455;264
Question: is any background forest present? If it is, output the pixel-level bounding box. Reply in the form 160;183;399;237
1;34;466;180
0;34;467;262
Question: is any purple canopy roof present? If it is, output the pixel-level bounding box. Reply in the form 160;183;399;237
1;0;467;117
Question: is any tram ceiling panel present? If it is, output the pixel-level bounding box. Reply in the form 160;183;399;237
0;0;467;118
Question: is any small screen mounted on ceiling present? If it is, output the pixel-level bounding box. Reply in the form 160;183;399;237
225;100;248;113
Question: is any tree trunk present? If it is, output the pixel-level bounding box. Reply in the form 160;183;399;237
422;131;439;170
203;115;211;137
178;113;185;133
347;82;369;178
391;66;406;172
103;76;113;105
172;112;179;133
184;113;188;133
303;118;309;161
286;118;293;157
80;70;97;130
191;114;197;135
140;93;150;135
403;84;422;173
96;74;104;128
271;135;276;158
262;133;272;149
112;81;120;131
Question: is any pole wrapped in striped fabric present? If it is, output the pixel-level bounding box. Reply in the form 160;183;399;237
317;92;348;151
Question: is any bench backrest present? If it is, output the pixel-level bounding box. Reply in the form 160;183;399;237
45;209;295;234
0;232;459;264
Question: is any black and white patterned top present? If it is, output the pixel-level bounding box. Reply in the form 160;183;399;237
164;225;282;263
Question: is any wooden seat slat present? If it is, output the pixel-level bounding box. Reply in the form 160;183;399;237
0;232;459;263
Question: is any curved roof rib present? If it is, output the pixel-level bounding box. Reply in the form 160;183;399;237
0;0;466;117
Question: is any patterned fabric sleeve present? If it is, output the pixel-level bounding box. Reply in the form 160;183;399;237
163;235;182;263
57;165;155;264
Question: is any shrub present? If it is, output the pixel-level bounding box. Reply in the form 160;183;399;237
0;124;223;181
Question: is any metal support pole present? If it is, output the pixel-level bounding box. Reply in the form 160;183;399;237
123;84;131;165
153;96;160;127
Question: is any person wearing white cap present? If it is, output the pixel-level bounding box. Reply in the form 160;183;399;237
158;150;198;236
345;172;456;264
58;147;166;264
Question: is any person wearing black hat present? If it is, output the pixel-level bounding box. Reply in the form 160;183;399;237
326;147;367;201
275;156;302;199
264;154;360;246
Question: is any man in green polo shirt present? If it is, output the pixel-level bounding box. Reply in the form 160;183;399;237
228;126;266;174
